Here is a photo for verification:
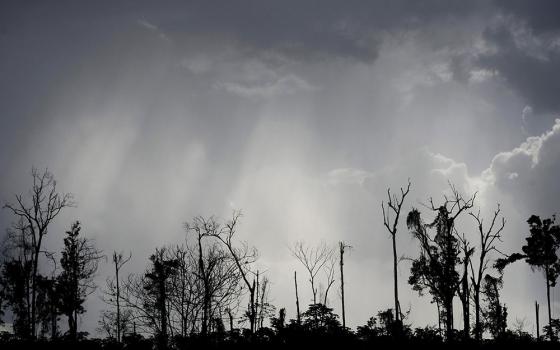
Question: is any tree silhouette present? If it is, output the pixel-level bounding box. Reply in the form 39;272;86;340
0;258;33;337
97;308;133;340
496;215;560;340
406;184;476;341
302;303;341;333
3;168;74;337
36;275;59;339
57;221;103;340
381;180;411;327
291;241;335;305
271;308;286;333
456;232;473;339
144;248;179;349
482;274;507;339
0;219;35;338
294;271;301;325
203;212;260;334
109;251;131;342
339;241;351;329
469;204;506;340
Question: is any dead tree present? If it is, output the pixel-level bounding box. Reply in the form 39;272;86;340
294;271;301;324
3;168;74;337
469;205;506;341
381;179;411;324
184;218;244;335
321;255;337;306
457;232;474;339
112;251;132;342
290;241;334;305
536;301;540;340
339;241;351;329
207;212;259;333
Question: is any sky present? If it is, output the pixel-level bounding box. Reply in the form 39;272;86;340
1;0;560;337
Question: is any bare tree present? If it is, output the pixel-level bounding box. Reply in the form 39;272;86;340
198;212;259;333
381;179;411;324
321;255;337;306
107;272;160;337
456;231;474;339
339;241;351;329
294;271;301;324
111;251;132;342
97;308;133;340
3;168;74;337
291;241;334;306
469;205;506;341
166;244;201;337
256;275;275;329
186;217;216;335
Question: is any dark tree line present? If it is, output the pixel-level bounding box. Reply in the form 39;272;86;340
0;169;559;349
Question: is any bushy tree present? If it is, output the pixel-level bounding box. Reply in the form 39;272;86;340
302;303;341;333
0;259;33;337
482;274;507;339
496;215;560;340
36;275;60;339
143;248;179;349
58;221;103;340
406;185;476;341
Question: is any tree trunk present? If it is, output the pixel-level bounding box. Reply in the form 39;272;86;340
115;264;121;342
437;301;442;337
340;244;346;329
249;286;256;333
227;309;234;332
197;233;209;336
545;265;552;339
535;301;540;340
445;296;454;341
255;272;260;332
474;289;481;341
51;304;57;339
294;271;301;324
159;278;168;349
392;235;400;324
461;258;470;339
31;239;42;338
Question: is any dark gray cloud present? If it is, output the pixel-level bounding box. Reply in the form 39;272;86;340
476;20;560;116
495;0;560;34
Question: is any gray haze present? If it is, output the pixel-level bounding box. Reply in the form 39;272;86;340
1;0;560;336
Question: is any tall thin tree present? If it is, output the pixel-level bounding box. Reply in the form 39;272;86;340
469;204;506;341
112;251;131;342
339;241;351;329
381;179;411;324
294;271;301;324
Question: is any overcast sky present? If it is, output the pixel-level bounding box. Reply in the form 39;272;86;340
1;0;560;336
